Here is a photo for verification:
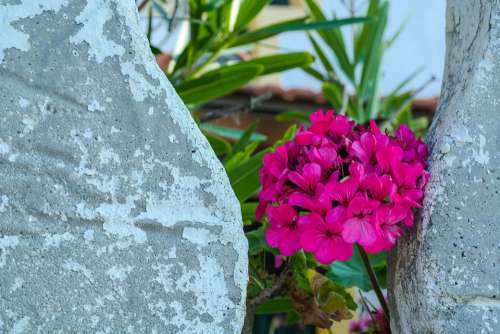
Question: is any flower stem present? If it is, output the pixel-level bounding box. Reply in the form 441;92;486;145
356;244;390;322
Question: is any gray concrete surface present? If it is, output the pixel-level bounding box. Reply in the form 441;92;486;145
389;1;500;333
0;1;247;333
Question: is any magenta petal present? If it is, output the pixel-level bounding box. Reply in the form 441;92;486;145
325;207;346;232
289;192;315;211
314;237;353;264
295;131;317;145
279;230;301;256
342;218;377;246
300;227;325;253
299;213;324;229
288;171;308;190
302;163;322;185
265;227;281;248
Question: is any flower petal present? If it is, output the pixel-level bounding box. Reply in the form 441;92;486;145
342;217;377;246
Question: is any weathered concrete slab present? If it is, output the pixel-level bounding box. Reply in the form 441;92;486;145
389;1;500;333
0;1;247;333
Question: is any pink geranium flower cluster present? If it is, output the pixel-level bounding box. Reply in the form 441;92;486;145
257;110;429;264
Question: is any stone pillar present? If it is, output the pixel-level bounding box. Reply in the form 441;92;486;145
0;1;247;333
389;1;500;333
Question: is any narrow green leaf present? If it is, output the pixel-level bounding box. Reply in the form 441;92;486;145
150;45;162;55
225;122;259;161
229;17;368;48
200;123;267;141
275;110;310;123
307;33;334;75
322;81;344;111
242;202;258;222
379;91;413;119
274;124;298;148
241;52;314;76
354;0;379;64
304;0;357;81
234;0;270;32
246;225;267;255
204;132;231;155
177;64;264;105
359;1;389;120
202;0;225;12
302;66;325;81
224;141;260;172
229;16;308;47
228;149;270;202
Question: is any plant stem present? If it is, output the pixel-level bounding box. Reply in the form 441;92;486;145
356;244;390;322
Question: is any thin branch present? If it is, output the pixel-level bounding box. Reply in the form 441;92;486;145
168;0;180;32
138;0;150;12
199;92;273;123
248;266;290;308
359;291;377;326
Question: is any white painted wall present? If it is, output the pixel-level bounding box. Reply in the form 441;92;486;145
280;0;446;97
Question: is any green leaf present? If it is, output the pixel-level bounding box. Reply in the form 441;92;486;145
246;225;267;255
302;66;325;81
230;17;368;48
327;247;387;292
274;124;298;148
200;123;267;141
150;45;162;55
313;274;357;311
359;1;389;120
204;132;231;155
202;0;225;12
224;141;260;172
379;91;413;119
291;252;312;294
234;0;270;32
242;202;258;222
229;16;308;47
354;0;379;64
241;52;314;76
256;297;295;314
304;0;356;81
225;122;259;162
177;64;264;105
322;81;344;111
275;111;310;123
228;149;271;202
307;33;334;75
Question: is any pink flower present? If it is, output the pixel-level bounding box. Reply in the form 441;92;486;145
308;146;337;171
288;184;331;213
330;114;354;138
365;205;408;253
300;208;353;264
310;109;334;135
295;130;320;146
362;174;396;201
257;110;429;260
351;132;377;164
265;204;302;256
390;161;424;208
395;124;428;166
288;163;322;193
326;174;360;207
343;197;380;247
